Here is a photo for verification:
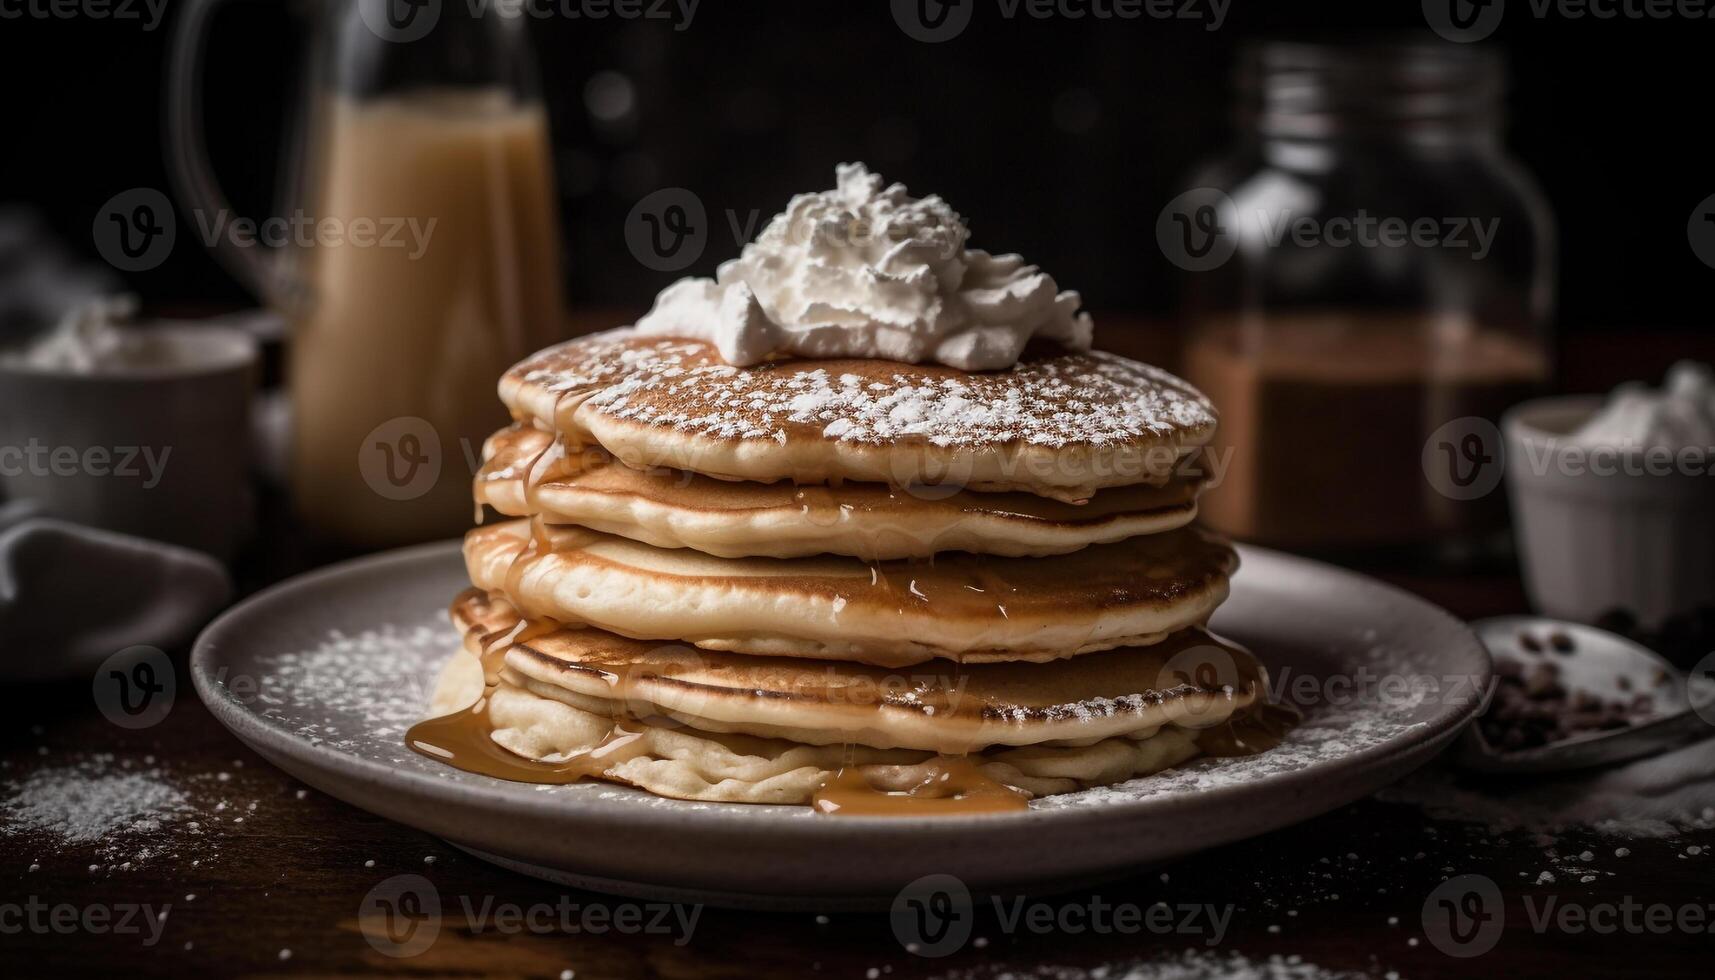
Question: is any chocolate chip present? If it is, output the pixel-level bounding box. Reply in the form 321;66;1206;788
1479;652;1659;755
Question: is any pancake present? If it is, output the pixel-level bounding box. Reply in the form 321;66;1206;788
476;424;1204;559
440;674;1204;804
425;611;1212;805
464;518;1237;666
453;588;1262;754
499;331;1219;502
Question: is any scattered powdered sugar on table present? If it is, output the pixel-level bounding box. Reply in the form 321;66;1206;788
931;950;1373;980
1;754;244;872
3;761;188;846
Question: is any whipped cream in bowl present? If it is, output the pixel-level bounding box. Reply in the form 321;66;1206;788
1566;361;1715;452
632;163;1093;371
1503;362;1715;628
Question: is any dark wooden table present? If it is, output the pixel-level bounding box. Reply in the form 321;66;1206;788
5;327;1714;978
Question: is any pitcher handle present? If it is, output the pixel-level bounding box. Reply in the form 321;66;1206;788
166;0;290;308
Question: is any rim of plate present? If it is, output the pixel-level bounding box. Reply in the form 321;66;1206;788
191;539;1489;839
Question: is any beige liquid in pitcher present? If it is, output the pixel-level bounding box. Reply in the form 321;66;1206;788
290;89;565;547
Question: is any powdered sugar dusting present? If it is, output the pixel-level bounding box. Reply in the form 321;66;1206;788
252;622;450;754
931;950;1373;980
508;333;1216;449
1039;697;1426;810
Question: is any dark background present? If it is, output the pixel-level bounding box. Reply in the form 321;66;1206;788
0;0;1705;335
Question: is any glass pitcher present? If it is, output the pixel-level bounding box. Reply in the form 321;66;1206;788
168;0;567;548
1181;41;1554;562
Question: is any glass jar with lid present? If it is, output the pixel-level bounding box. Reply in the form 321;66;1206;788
1179;40;1554;560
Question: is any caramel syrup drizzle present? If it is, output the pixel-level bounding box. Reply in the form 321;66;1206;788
427;425;1298;809
403;610;637;785
407;613;1299;807
806;632;1300;818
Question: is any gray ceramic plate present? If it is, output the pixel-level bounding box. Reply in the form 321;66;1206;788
192;541;1489;909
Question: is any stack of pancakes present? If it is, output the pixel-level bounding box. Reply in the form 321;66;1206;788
420;331;1274;809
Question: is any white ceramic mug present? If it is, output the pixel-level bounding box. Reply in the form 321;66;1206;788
0;325;257;560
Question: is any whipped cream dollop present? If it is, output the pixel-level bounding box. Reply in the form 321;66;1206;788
0;296;164;373
633;163;1093;371
1569;361;1715;450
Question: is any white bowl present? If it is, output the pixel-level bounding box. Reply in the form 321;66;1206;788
1503;395;1715;627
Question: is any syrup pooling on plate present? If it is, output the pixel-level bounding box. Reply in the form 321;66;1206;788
811;756;1031;816
406;706;646;785
1194;701;1301;757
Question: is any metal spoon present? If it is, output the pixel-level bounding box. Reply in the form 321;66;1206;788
1453;616;1715;773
